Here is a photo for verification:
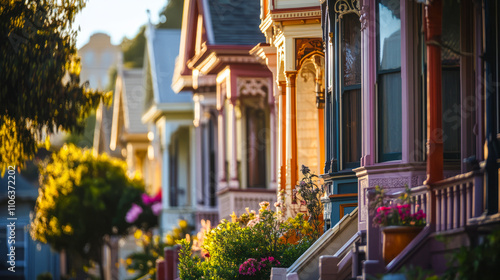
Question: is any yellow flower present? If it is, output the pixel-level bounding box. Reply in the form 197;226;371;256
127;269;135;274
62;224;73;235
172;227;181;238
179;220;188;229
134;229;143;239
165;234;174;245
126;258;132;265
230;211;237;223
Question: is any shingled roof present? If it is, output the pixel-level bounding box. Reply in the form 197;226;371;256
146;27;192;104
121;69;148;134
205;0;265;45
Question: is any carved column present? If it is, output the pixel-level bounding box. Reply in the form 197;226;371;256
217;82;227;190
279;81;287;192
425;0;443;185
228;98;240;188
285;71;298;190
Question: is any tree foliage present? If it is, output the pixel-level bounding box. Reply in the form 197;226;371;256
0;0;109;173
157;0;184;29
121;26;146;68
121;0;184;68
30;144;145;277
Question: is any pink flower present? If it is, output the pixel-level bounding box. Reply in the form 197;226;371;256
151;202;162;216
141;191;162;205
125;203;143;223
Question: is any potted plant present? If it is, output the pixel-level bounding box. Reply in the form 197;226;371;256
370;185;426;264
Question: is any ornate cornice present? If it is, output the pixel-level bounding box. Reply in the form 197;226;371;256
237;78;269;98
270;10;321;21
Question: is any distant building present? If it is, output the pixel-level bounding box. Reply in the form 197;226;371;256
77;33;121;156
79;33;120;90
141;23;196;233
173;0;277;225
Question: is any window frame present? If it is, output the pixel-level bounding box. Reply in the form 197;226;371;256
338;13;362;170
376;0;403;162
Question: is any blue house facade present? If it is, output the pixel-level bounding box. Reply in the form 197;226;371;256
0;171;60;280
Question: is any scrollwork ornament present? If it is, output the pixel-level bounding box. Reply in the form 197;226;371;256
334;0;360;20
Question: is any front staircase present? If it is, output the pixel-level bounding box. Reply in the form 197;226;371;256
271;208;360;280
363;169;500;278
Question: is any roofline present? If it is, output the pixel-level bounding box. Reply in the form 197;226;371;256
110;72;124;152
142;102;194;123
172;74;194;93
201;0;215;44
187;45;259;74
145;23;162;104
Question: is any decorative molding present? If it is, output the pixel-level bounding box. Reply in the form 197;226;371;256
334;0;360;20
270;10;321;21
237;77;269;98
295;38;324;70
359;178;368;222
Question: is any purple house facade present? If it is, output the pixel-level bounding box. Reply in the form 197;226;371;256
319;0;500;277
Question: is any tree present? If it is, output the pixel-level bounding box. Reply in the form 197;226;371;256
31;144;145;279
0;0;109;173
121;0;184;68
157;0;184;29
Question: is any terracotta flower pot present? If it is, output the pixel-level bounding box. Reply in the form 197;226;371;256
382;226;423;264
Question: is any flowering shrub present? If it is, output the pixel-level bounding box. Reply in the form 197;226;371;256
124;190;162;230
370;185;426;227
295;165;325;238
178;202;319;280
239;256;281;278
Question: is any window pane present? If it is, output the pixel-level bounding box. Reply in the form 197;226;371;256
442;2;460;65
378;0;401;70
379;72;402;161
442;69;461;160
342;89;361;168
246;107;267;188
342;14;361;86
441;1;461;160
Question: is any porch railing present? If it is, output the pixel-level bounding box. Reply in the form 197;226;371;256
432;171;481;232
384;170;483;233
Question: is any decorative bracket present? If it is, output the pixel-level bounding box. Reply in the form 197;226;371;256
334;0;360;20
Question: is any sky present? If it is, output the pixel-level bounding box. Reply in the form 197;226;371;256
73;0;169;49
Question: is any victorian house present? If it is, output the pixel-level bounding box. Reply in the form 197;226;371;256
314;0;500;278
251;1;362;278
172;0;277;222
264;0;500;278
140;22;197;233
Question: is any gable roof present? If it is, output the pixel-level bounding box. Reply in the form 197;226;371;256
172;0;266;92
145;26;193;104
121;69;148;134
204;0;265;45
110;67;149;151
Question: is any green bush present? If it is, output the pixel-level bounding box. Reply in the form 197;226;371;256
442;229;500;280
178;202;318;280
